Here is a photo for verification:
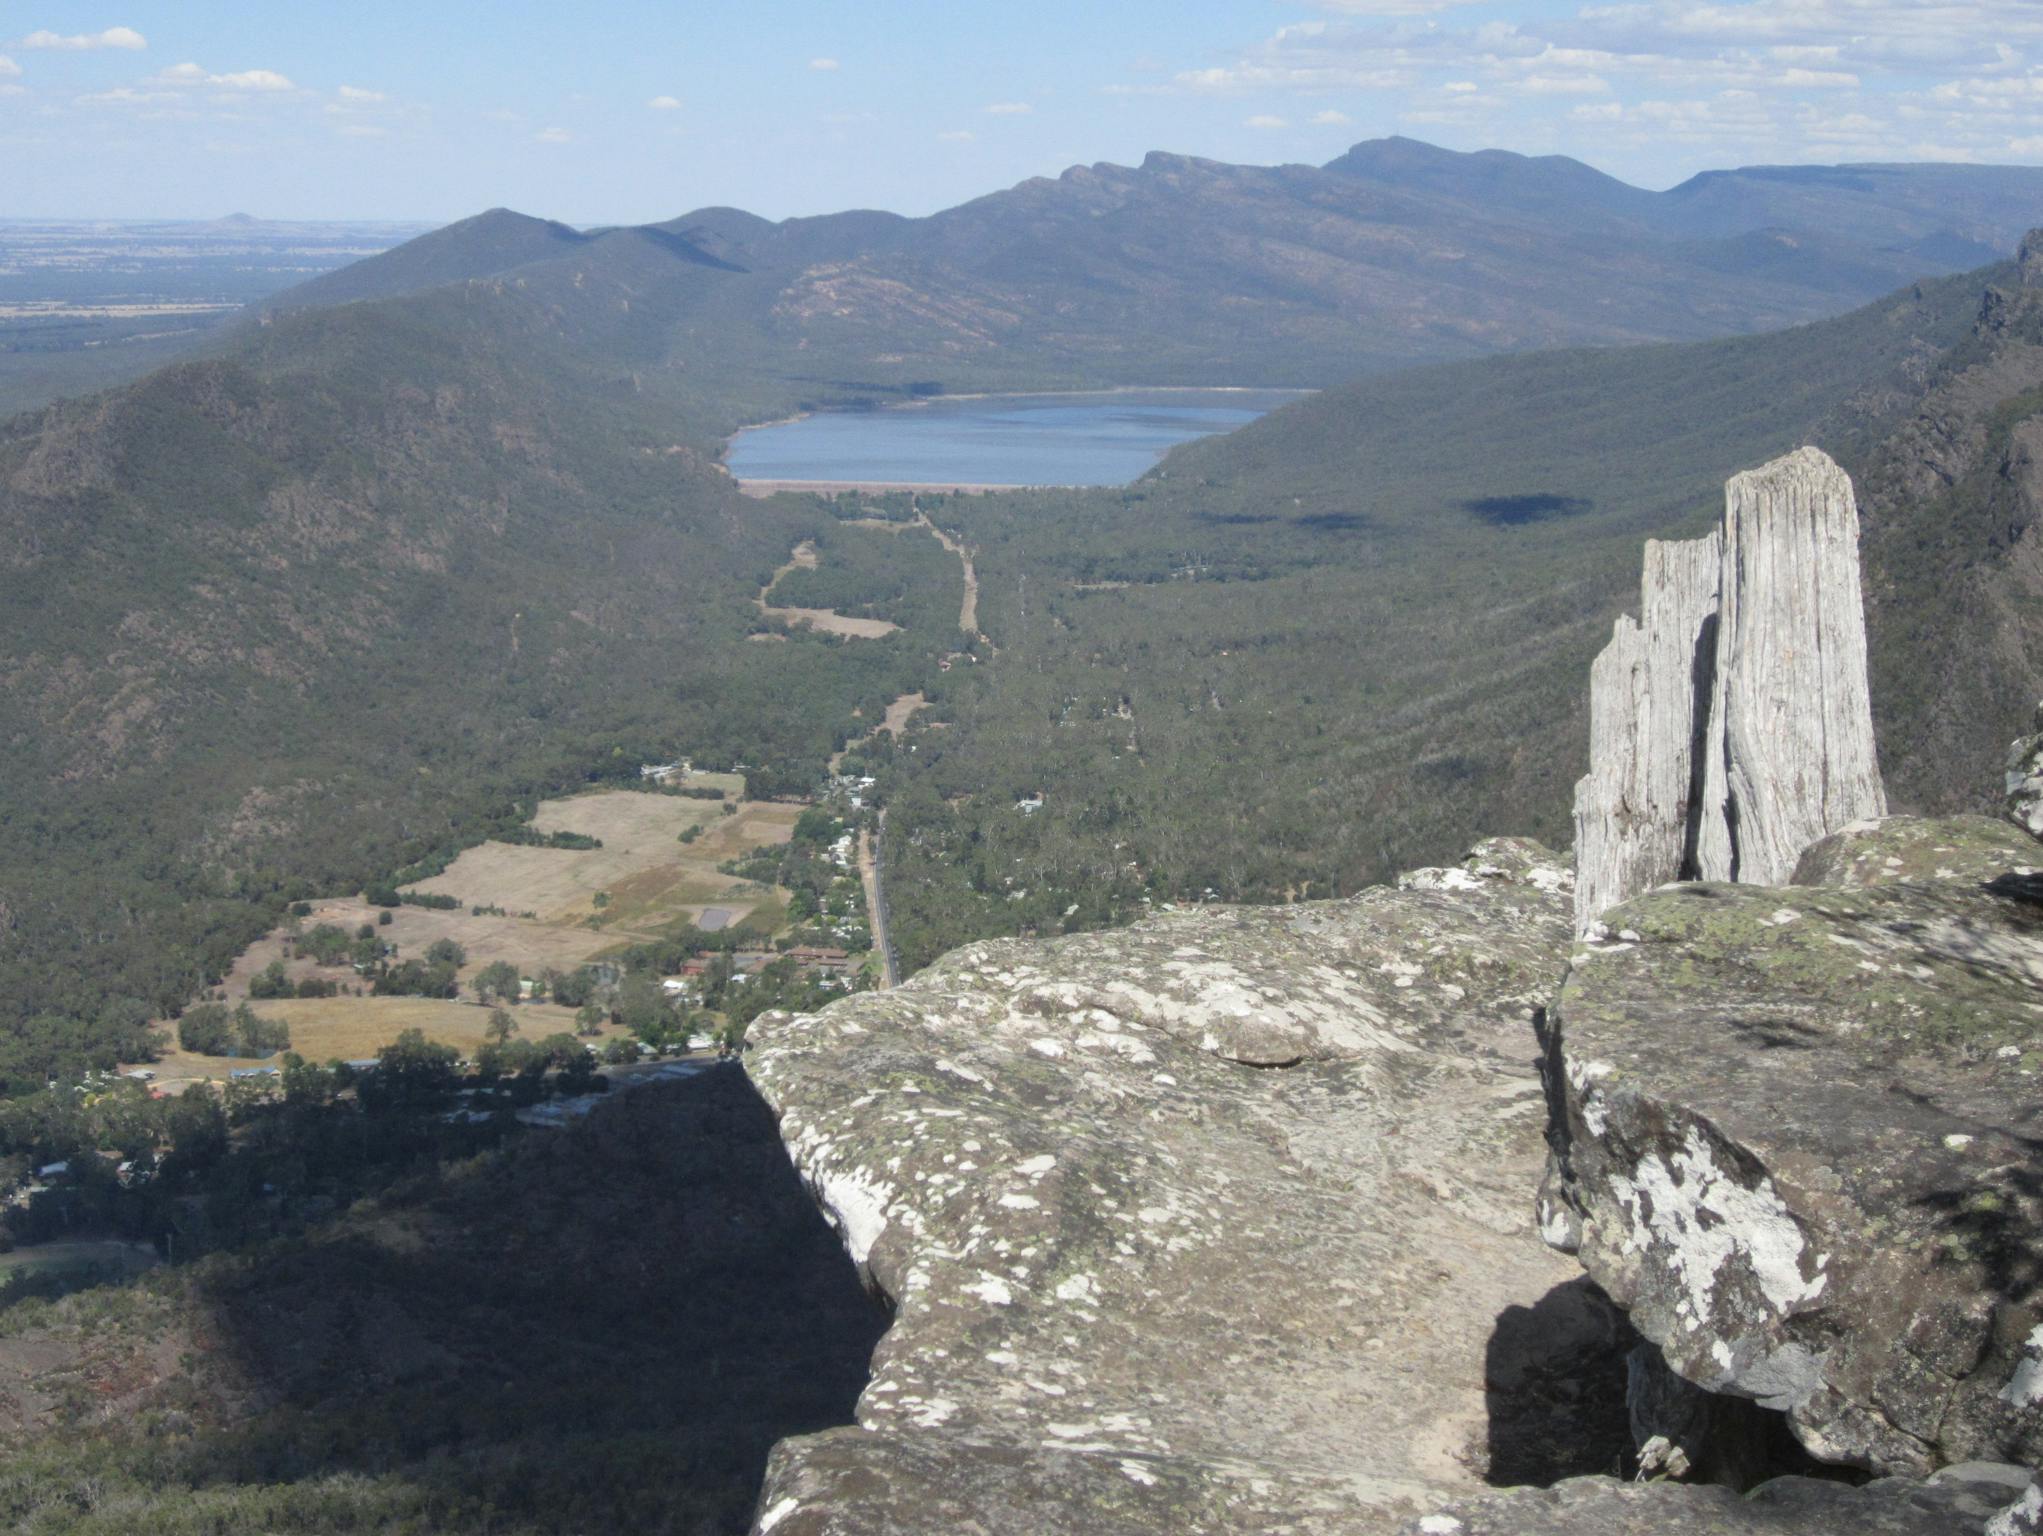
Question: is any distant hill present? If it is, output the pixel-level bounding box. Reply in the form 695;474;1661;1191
267;138;2043;406
270;208;594;308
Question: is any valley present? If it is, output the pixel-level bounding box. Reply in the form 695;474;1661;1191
1;116;2043;1536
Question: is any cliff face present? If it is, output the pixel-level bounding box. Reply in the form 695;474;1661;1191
1857;242;2043;819
1572;447;1885;935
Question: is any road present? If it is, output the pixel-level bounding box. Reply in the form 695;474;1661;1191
858;814;901;989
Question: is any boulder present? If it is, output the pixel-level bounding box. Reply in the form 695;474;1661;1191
2008;705;2043;839
747;841;1628;1534
1397;1464;2039;1536
1539;849;2043;1475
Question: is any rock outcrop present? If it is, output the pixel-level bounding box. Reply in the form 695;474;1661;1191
747;438;2041;1533
1573;447;1887;935
1791;814;2042;889
2011;706;2043;839
1571;534;1720;939
1539;845;2043;1475
747;841;1632;1534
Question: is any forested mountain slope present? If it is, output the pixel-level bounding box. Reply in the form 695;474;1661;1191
266;139;2043;405
868;260;2014;969
0;280;951;1064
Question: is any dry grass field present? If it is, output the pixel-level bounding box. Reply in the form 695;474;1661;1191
412;789;799;932
153;784;802;1086
153;997;616;1088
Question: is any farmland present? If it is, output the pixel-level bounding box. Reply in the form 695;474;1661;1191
413;784;799;935
152;781;841;1085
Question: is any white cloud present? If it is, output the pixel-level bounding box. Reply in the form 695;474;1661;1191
208;68;294;92
0;54;18;77
155;62;295;91
937;128;975;141
336;84;385;102
1519;73;1612;95
809;57;839;71
338;123;388;138
1777;67;1858;88
20;26;145;51
1246;113;1289;128
75;84;176;105
649;94;682;110
534;125;571;143
984;100;1031;115
1311;108;1353;124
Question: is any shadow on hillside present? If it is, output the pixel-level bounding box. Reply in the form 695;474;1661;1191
1463;492;1593;526
184;1065;887;1533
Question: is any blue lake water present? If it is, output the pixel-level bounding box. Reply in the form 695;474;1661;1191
725;389;1309;488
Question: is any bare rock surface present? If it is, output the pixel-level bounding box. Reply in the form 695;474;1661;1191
1398;1464;2038;1535
746;840;1620;1534
1574;447;1887;935
1540;843;2043;1476
1791;814;2041;889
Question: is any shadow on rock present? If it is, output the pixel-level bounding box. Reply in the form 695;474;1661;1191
1483;1276;1638;1486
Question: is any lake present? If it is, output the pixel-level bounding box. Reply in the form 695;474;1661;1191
725;388;1309;490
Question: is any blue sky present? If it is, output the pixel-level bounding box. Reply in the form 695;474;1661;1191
2;0;2040;222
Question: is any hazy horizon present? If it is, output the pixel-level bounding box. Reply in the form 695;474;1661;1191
2;0;2040;224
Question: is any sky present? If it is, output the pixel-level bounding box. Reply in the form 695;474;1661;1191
2;0;2041;224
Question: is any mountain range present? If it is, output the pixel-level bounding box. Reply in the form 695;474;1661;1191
264;138;2043;407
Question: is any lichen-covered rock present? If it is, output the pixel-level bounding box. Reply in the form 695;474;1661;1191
2008;705;2043;839
747;840;1616;1534
1792;815;2041;889
1398;1464;2039;1535
1540;869;2043;1475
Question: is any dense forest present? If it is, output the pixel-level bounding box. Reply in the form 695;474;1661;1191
869;262;2020;966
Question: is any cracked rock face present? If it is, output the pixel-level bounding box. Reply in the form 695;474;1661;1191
747;840;1628;1534
1540;825;2043;1475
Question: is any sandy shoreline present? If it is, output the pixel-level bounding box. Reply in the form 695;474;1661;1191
736;478;1063;498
